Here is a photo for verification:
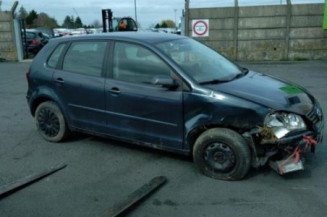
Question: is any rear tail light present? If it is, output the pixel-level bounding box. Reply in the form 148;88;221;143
26;69;30;81
31;39;39;45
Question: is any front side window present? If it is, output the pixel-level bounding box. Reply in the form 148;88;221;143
156;39;241;84
113;42;171;84
47;43;66;68
63;41;107;77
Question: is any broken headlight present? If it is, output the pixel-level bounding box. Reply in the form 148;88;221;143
265;113;307;139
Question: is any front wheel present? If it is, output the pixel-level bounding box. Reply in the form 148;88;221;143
193;128;251;181
35;101;69;142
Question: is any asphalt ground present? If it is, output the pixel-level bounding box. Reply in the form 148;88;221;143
0;60;326;217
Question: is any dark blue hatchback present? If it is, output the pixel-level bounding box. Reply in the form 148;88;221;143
27;32;324;180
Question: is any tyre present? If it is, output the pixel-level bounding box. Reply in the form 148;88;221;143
35;101;69;142
193;128;251;181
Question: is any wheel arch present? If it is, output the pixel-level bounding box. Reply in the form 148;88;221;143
29;91;71;129
31;96;53;116
186;124;243;153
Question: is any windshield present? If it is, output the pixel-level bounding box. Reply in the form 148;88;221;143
156;38;242;84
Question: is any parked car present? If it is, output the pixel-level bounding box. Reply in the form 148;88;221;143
26;33;324;180
23;29;49;55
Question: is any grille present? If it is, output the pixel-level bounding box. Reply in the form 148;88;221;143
306;106;320;124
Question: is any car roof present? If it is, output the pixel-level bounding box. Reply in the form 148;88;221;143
26;29;43;33
51;32;187;45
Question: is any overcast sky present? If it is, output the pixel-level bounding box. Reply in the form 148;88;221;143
1;0;324;28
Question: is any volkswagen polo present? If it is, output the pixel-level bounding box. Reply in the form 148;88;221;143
26;33;324;180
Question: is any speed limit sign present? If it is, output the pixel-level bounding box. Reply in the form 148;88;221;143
192;19;209;37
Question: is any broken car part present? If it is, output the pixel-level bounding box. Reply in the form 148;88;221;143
105;176;167;217
269;135;318;174
0;163;66;198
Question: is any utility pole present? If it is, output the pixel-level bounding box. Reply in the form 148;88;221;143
134;0;138;25
185;0;189;36
174;9;177;29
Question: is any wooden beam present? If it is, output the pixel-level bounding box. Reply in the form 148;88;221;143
0;163;67;198
105;176;167;217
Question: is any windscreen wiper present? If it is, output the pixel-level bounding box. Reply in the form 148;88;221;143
241;67;249;74
199;79;230;85
230;67;249;80
199;68;249;85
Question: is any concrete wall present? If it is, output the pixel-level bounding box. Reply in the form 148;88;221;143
0;11;17;61
189;3;327;61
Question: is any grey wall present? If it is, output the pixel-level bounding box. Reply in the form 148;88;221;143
0;11;17;61
189;3;327;61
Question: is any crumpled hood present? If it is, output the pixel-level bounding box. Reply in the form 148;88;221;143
204;71;314;115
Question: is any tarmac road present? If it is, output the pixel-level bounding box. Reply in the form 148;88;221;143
0;61;326;217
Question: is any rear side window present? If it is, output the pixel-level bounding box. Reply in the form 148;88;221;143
62;41;107;77
48;43;66;68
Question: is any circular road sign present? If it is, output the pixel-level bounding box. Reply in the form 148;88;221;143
193;20;208;36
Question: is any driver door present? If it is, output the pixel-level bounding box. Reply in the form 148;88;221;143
104;42;184;150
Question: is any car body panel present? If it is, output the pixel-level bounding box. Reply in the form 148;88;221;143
183;88;269;150
52;70;107;132
104;79;184;149
205;71;314;115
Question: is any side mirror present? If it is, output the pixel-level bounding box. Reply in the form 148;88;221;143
152;75;179;89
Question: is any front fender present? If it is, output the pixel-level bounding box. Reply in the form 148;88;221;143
183;91;269;151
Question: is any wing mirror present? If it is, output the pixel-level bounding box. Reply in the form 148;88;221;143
152;75;179;89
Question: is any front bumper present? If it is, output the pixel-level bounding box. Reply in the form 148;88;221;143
268;116;324;174
250;105;324;174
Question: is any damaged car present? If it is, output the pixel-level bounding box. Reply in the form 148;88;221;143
26;33;324;180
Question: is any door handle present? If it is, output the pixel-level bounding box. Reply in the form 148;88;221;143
109;87;120;94
54;77;65;84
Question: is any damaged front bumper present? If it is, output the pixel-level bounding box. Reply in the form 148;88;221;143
246;117;324;175
268;134;318;174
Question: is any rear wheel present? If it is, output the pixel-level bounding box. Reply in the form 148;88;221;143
35;101;69;142
193;128;251;180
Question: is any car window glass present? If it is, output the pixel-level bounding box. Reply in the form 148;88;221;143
26;32;35;39
47;43;66;68
63;41;106;77
156;39;241;83
127;19;137;30
113;42;171;84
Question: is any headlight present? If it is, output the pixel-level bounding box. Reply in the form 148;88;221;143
265;113;307;139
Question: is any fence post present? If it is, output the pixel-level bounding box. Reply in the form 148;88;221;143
185;0;190;36
284;0;292;60
233;0;239;60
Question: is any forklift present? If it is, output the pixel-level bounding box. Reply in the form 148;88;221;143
102;9;138;32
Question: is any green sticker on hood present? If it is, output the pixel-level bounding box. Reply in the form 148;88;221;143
280;85;304;94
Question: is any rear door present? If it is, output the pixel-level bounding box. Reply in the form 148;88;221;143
104;41;184;150
53;40;108;132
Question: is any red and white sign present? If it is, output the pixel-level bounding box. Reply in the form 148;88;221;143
192;19;209;37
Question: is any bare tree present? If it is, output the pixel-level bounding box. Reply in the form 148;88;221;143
33;12;58;28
